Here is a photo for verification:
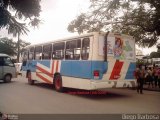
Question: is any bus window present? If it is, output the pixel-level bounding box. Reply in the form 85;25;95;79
81;38;90;60
74;40;81;60
65;41;73;59
53;42;64;59
29;47;35;60
35;46;42;60
43;44;52;60
65;40;81;60
65;39;81;60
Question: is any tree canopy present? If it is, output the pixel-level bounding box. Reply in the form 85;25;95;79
0;0;41;36
68;0;160;47
0;37;30;56
150;43;160;58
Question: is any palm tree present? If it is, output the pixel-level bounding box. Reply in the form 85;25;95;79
0;0;41;62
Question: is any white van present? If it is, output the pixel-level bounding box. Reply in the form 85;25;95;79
0;54;17;82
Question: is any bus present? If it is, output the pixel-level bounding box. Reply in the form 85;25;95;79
21;32;136;92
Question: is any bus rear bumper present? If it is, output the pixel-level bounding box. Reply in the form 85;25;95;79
90;80;137;90
62;76;136;90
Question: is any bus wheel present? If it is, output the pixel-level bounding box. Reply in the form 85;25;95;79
54;74;64;92
27;72;34;85
4;74;11;83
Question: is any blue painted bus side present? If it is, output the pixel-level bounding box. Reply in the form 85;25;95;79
22;60;108;80
125;62;136;79
60;61;108;79
22;60;135;80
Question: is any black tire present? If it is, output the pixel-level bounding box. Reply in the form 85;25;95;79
4;74;11;83
54;74;64;92
27;72;34;85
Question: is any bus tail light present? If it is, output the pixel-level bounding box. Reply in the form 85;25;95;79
93;70;99;79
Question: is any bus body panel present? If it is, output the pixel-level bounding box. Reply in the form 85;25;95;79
22;60;107;80
22;59;136;89
61;60;92;79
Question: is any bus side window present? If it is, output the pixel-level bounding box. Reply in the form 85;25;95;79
74;39;81;60
29;47;35;60
43;44;52;60
35;46;42;60
65;39;81;60
53;42;64;59
81;38;90;60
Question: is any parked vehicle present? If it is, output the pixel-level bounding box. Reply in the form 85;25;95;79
21;32;136;92
0;53;17;82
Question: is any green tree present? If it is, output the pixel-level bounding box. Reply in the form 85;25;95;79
68;0;160;47
0;37;30;57
150;43;160;58
0;37;16;55
0;0;41;36
0;0;41;62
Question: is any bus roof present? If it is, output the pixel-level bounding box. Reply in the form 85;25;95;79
23;32;134;49
23;32;98;49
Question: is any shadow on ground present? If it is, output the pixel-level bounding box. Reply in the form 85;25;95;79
0;80;16;84
30;82;130;100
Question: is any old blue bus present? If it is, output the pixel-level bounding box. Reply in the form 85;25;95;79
21;32;136;92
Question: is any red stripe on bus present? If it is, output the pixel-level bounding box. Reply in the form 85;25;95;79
56;61;59;72
109;60;124;80
37;66;53;78
51;61;54;74
36;73;52;84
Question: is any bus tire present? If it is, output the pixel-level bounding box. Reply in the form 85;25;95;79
4;74;11;83
54;74;64;92
27;72;34;85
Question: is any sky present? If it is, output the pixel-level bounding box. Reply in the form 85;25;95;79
21;0;90;44
0;0;158;55
0;0;89;43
